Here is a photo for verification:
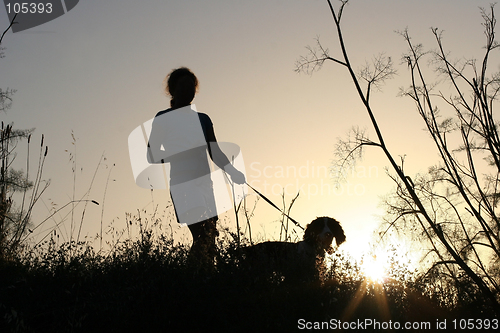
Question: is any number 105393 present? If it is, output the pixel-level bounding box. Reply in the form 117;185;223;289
452;319;499;330
6;3;53;14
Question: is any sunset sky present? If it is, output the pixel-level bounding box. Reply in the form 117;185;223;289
0;0;495;260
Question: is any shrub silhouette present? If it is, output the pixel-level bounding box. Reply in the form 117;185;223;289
0;212;496;333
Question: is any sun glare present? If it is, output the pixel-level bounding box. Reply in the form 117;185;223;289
359;243;418;284
332;236;418;285
362;254;388;283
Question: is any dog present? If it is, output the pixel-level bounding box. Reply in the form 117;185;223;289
239;217;346;283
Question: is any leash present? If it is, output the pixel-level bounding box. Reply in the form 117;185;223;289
245;182;304;231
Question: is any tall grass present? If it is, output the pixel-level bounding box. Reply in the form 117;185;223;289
0;207;496;333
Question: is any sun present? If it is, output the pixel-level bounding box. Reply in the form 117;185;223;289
360;243;418;284
362;253;388;283
361;246;396;284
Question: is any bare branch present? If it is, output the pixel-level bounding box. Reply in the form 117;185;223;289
295;36;346;74
0;13;17;46
357;53;397;101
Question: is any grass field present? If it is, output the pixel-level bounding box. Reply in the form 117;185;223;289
1;223;497;333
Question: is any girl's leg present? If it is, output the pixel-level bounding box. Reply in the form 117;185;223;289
187;217;218;267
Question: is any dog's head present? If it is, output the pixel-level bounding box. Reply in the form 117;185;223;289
303;217;346;254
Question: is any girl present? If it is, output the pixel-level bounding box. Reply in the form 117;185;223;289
148;67;245;266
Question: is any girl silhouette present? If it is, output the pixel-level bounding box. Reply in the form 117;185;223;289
148;67;245;266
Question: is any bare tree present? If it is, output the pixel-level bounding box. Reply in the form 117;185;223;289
296;0;499;308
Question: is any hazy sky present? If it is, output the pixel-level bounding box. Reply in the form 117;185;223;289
0;0;495;258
